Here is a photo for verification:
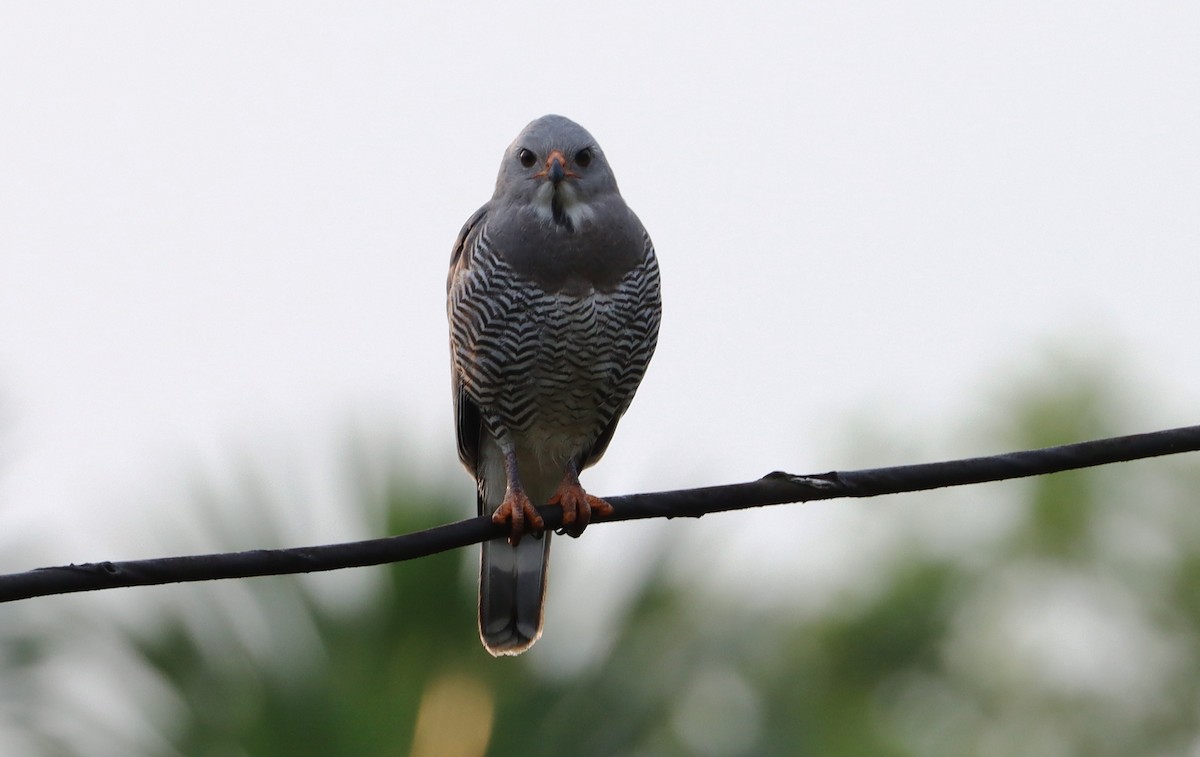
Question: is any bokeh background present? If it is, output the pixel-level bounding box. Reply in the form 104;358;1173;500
2;2;1198;755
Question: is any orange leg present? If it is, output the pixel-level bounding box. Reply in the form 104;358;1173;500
492;488;543;546
549;463;613;538
491;446;544;546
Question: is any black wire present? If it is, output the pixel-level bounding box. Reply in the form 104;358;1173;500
2;424;1197;603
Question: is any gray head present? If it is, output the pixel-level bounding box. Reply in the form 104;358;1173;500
492;115;622;230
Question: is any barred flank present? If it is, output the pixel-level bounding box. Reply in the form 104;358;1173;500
449;223;661;461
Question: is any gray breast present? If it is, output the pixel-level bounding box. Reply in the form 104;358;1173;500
449;222;661;458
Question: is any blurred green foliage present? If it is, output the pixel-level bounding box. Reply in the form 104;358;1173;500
3;355;1200;756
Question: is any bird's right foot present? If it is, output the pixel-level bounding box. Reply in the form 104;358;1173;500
493;489;544;546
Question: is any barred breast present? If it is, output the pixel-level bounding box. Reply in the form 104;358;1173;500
449;220;661;472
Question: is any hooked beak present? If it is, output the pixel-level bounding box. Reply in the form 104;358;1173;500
536;150;575;187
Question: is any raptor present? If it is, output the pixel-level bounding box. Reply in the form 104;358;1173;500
447;115;661;656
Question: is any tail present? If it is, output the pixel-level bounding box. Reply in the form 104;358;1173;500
479;524;551;656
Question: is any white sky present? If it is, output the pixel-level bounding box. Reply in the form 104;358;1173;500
1;2;1198;640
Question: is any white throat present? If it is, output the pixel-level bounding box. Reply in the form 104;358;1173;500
532;182;595;228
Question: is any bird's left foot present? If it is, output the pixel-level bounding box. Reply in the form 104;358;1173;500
549;478;613;538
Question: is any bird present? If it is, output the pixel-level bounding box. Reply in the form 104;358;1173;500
447;115;661;656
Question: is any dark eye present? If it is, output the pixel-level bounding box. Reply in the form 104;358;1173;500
517;148;536;168
574;148;593;168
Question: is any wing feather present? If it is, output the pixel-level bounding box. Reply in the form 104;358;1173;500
448;205;490;473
